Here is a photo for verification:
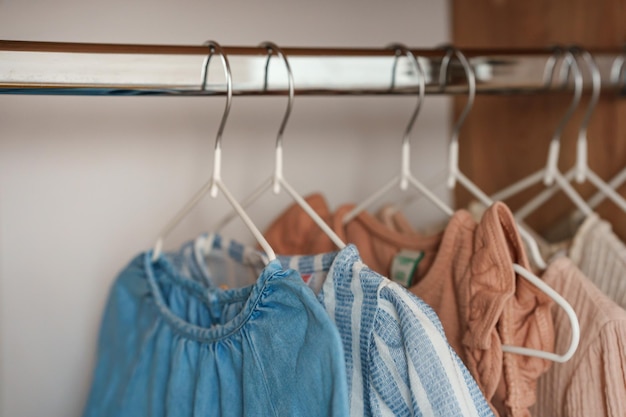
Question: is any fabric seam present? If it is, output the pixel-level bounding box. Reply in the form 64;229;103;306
247;294;281;417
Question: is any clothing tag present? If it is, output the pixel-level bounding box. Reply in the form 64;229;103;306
391;249;424;287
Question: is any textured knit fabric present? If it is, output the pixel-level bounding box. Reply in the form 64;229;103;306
471;204;626;310
263;195;555;417
407;203;555;417
194;234;495;416
82;245;349;417
568;213;626;310
532;257;626;417
466;200;569;265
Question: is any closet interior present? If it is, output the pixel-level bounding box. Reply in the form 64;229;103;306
1;2;626;416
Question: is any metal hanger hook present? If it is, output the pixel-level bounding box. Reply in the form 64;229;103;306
544;47;583;186
259;41;295;193
387;43;425;190
542;46;563;88
201;40;233;196
569;46;601;182
438;45;476;188
610;46;626;90
260;41;295;153
387;43;426;147
201;41;233;153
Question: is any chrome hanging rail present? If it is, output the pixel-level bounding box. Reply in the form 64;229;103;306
0;40;624;96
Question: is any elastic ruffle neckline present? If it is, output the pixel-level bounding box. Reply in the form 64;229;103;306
144;250;286;344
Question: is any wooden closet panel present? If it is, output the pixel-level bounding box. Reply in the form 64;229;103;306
451;0;626;240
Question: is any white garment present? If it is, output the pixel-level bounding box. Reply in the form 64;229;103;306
569;214;626;310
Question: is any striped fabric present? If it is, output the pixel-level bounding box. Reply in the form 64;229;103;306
532;257;626;417
280;245;495;417
170;234;268;289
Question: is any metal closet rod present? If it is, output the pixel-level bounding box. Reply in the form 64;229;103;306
0;40;624;96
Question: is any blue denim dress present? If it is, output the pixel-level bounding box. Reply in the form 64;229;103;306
82;249;349;417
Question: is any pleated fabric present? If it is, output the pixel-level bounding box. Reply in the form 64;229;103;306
532;257;626;417
569;214;626;310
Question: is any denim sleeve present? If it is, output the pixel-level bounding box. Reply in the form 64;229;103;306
82;255;158;417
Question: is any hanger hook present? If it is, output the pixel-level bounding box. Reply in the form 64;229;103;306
259;41;295;194
201;40;233;197
543;47;583;186
610;45;626;90
387;43;425;190
569;46;601;183
438;45;476;188
542;47;563;88
388;43;425;145
260;42;295;153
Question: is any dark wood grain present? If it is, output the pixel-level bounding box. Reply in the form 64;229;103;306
452;0;626;240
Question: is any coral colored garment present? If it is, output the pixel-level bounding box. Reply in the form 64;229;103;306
263;194;555;417
262;193;440;278
470;201;626;310
532;257;626;417
408;203;554;417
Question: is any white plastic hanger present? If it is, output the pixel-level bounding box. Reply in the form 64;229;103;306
488;49;564;202
508;46;626;221
151;41;276;263
212;42;346;249
439;46;550;271
439;46;580;362
569;50;626;218
488;48;594;225
342;44;454;224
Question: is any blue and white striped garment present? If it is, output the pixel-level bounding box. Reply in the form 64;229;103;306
189;235;494;417
280;245;494;417
170;234;266;289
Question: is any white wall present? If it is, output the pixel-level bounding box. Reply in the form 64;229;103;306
0;1;450;416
